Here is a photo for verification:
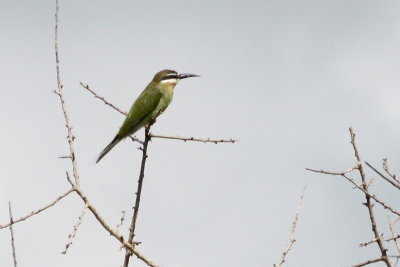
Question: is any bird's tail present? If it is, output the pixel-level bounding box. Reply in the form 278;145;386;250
96;135;122;163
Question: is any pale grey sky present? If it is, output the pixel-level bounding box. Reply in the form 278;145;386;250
1;1;400;266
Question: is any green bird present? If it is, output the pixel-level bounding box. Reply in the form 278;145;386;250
96;69;199;163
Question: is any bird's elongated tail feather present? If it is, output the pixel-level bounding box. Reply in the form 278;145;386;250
96;135;122;163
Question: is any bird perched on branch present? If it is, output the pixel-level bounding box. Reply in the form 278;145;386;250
96;69;199;163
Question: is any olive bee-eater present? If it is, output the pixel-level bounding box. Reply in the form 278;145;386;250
96;69;199;163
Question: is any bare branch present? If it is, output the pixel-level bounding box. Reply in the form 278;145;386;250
80;82;127;116
8;202;17;267
387;213;400;254
0;189;74;229
123;125;152;267
365;162;400;191
307;128;393;266
383;159;400;185
359;235;382;248
62;202;89;254
74;187;158;267
128;135;144;145
150;133;236;144
349;128;390;266
353;257;386;267
274;184;307;267
306;168;400;217
54;0;80;187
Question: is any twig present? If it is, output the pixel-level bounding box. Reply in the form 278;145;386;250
62;202;89;254
54;0;80;187
74;187;158;267
353;257;386;267
365;162;400;191
359;235;382;247
123;125;152;267
79;82;127;116
348;128;390;266
128;136;144;145
383;159;400;185
388;213;400;254
150;133;236;144
308;128;392;266
274;184;307;267
306;168;400;217
0;189;74;229
8;202;17;267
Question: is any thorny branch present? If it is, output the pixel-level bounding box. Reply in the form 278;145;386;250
307;127;393;267
387;214;400;254
383;159;400;185
8;202;17;267
80;82;127;116
274;185;307;267
52;1;157;265
0;189;74;229
62;203;89;254
123;125;152;267
150;133;236;144
348;128;390;266
53;0;79;188
306;168;400;217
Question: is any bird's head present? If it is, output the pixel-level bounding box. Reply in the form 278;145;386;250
153;69;200;86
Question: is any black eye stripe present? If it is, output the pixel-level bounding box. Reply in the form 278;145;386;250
161;74;178;80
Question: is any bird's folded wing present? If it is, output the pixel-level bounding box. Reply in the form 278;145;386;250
117;87;162;137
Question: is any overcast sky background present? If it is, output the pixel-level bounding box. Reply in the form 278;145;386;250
1;1;400;266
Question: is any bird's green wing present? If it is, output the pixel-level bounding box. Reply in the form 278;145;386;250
117;87;162;138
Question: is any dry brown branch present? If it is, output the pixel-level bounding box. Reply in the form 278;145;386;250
365;162;400;191
383;159;400;185
62;202;89;254
306;168;400;217
359;235;382;248
8;202;17;267
150;133;236;144
348;128;391;266
52;2;156;266
73;187;158;267
387;213;400;254
307;127;392;266
80;82;127;116
123;125;152;267
274;184;307;267
53;0;80;188
353;257;386;267
0;189;74;229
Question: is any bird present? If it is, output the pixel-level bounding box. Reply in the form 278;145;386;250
96;69;199;163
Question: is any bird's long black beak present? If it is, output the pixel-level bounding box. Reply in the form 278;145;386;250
178;73;200;79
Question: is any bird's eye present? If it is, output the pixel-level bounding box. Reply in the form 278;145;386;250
161;74;178;80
